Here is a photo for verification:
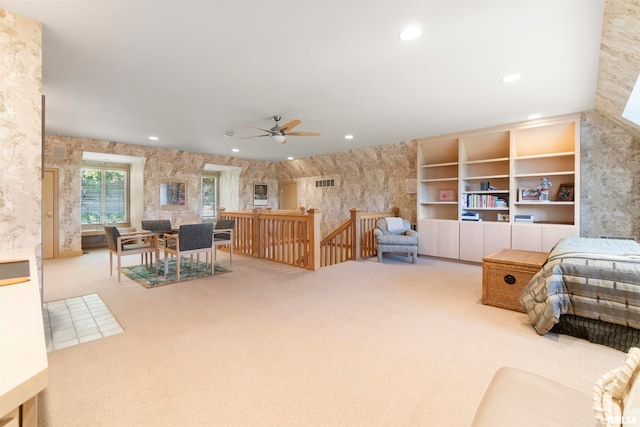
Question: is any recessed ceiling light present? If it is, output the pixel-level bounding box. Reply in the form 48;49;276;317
232;148;239;152
148;136;159;141
501;73;521;83
287;156;294;160
399;25;422;41
528;114;542;120
224;131;234;137
344;134;354;140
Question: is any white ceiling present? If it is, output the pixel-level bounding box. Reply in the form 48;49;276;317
2;0;605;162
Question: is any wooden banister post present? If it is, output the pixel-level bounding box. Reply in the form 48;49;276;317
391;207;400;217
308;209;321;270
350;208;362;260
252;208;261;257
216;207;226;220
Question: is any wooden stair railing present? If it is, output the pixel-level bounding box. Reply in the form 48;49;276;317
319;207;400;267
217;207;320;270
320;219;352;267
217;206;400;270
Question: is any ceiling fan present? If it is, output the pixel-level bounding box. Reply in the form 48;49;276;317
240;115;320;144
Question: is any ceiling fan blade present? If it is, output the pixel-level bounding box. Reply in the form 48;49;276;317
286;131;321;137
243;125;272;133
278;119;301;133
238;134;269;140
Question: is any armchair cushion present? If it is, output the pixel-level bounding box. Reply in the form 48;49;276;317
376;233;418;246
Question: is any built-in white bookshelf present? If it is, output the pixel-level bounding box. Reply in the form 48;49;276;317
416;113;580;261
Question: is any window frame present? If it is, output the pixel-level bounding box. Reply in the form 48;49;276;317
80;162;131;228
200;172;219;220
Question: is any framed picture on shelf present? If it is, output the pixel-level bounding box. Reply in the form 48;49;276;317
556;183;575;201
519;187;541;201
438;189;456;201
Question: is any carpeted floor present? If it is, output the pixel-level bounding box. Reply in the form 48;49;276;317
39;249;626;426
122;259;230;288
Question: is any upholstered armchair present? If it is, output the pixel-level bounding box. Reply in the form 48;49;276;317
213;219;235;265
373;218;418;263
163;223;214;281
104;226;159;282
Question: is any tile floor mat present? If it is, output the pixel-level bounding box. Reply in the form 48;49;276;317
43;293;123;352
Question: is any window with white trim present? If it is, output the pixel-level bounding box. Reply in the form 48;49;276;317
201;174;218;219
81;164;129;225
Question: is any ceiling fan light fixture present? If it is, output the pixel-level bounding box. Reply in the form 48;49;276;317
270;134;286;144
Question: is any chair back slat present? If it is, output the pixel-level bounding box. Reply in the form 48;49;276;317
179;223;213;251
214;219;235;241
104;226;121;251
142;220;172;233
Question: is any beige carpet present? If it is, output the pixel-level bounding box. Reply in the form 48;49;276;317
39;249;625;426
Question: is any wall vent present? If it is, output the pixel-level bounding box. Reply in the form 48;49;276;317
52;146;67;158
600;235;636;241
315;179;335;188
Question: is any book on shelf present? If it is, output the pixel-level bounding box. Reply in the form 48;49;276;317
463;194;508;209
461;211;480;221
514;214;535;223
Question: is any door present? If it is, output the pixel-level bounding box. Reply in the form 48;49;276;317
42;168;58;259
280;181;298;210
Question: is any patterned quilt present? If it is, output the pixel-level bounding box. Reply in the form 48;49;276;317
520;237;640;335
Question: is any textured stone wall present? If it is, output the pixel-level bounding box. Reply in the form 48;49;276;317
0;10;42;253
581;110;640;239
275;140;417;235
596;0;640;140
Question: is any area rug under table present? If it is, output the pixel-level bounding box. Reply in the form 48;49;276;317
122;260;230;288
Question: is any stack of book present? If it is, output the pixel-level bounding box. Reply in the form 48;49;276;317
461;211;480;221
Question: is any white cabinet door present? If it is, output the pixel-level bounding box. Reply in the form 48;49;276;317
511;224;542;251
418;219;438;256
437;220;460;259
418;219;459;259
459;221;484;262
541;225;579;252
483;222;511;256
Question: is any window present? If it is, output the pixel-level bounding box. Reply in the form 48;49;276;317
81;165;129;225
622;73;640;126
201;175;217;219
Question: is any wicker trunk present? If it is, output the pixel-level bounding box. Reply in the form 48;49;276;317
482;249;548;312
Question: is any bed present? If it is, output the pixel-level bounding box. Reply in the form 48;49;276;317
519;237;640;351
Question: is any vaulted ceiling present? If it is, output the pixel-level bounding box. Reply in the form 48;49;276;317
1;0;638;161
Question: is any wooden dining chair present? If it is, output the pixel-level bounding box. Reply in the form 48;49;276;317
213;219;235;266
104;226;159;282
163;223;214;281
